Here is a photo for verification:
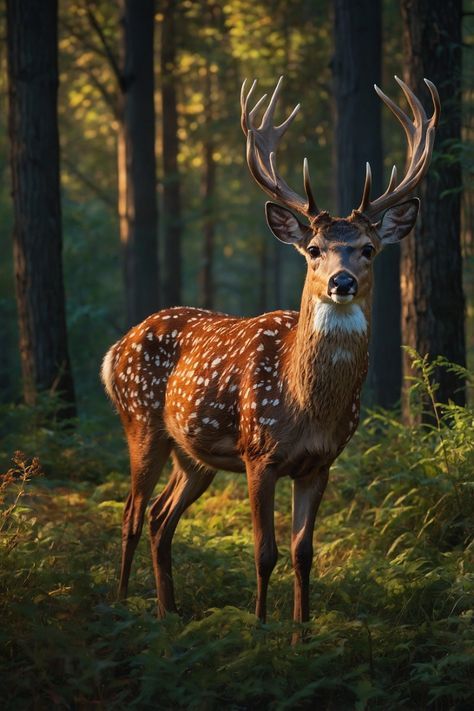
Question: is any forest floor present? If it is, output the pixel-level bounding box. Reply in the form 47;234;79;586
1;362;473;710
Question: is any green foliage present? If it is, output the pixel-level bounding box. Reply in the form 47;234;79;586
0;392;125;481
1;358;473;709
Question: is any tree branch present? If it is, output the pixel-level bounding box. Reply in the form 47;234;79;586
60;17;109;61
62;156;116;209
80;65;119;119
85;1;123;89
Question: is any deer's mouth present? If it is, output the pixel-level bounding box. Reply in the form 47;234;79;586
330;293;354;304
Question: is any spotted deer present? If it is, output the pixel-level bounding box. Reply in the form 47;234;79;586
101;76;439;625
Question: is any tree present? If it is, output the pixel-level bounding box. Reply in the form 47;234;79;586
7;0;76;417
333;0;402;408
85;0;159;327
400;0;466;415
199;60;217;310
161;0;183;307
117;0;159;326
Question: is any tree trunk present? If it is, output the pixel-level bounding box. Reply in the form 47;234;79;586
7;0;76;418
161;0;182;307
118;0;159;327
200;63;216;310
273;242;283;309
400;0;465;417
259;236;268;314
333;0;402;408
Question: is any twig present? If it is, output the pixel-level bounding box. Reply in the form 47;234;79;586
85;2;123;90
62;157;116;209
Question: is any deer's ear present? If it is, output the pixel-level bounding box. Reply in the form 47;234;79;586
265;202;311;245
377;198;420;245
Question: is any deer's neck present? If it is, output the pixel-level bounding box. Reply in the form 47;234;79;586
286;276;370;416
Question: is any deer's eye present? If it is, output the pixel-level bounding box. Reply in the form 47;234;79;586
361;245;375;259
307;246;321;259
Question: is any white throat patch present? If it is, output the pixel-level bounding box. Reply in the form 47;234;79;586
313;299;367;336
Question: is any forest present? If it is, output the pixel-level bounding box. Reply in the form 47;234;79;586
1;0;473;708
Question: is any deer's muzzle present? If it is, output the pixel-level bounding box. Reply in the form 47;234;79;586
328;271;358;304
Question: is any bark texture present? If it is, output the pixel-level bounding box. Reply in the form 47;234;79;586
200;63;216;310
7;0;76;416
333;0;401;408
161;0;182;307
119;0;159;327
401;0;465;415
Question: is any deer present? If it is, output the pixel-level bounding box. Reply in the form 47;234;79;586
101;75;439;628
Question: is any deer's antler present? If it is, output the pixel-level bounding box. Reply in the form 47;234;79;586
358;76;440;219
241;76;319;220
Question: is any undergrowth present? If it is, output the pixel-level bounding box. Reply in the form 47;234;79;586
0;357;473;709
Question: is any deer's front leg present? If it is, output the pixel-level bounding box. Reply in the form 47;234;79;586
246;463;278;622
291;467;329;625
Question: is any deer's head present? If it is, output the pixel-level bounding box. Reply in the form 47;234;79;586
241;76;439;307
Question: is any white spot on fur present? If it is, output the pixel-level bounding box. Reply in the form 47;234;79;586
259;416;277;426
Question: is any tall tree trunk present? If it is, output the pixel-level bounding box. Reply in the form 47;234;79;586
273;243;283;309
118;0;159;327
333;0;402;408
161;0;182;307
7;0;76;418
259;236;268;314
400;0;465;417
200;63;216;310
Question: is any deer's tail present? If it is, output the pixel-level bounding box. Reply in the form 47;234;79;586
101;343;117;404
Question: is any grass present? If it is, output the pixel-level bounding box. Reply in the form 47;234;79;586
0;357;473;710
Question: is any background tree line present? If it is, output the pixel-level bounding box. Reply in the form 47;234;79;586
1;0;472;425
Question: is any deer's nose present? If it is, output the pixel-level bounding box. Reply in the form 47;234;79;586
328;271;358;296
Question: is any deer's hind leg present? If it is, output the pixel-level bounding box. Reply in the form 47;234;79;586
118;431;172;600
149;450;216;617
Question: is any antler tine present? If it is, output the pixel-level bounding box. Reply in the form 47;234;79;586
241;79;269;135
276;102;301;138
240;78;249;132
357;162;372;212
303;158;318;215
398;125;436;192
394;117;436;194
246;129;273;190
269;152;278;187
260;75;284;128
240;79;255;135
374;83;414;142
379;164;398;199
249;92;268;123
395;75;427;127
424;78;441;127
